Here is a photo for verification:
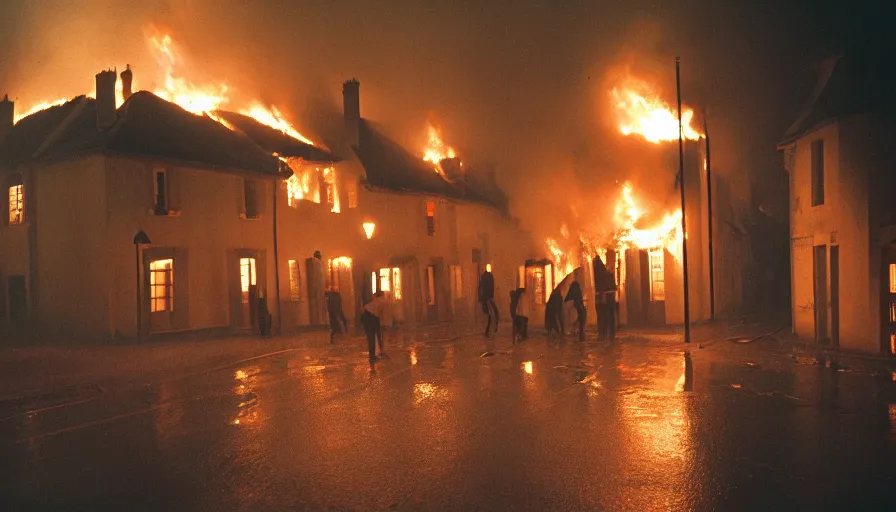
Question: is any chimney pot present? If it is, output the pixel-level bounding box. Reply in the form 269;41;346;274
343;79;360;148
120;64;133;102
0;94;14;142
95;69;118;131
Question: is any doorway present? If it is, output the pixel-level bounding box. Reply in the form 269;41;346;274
239;257;258;329
813;245;828;344
882;244;896;356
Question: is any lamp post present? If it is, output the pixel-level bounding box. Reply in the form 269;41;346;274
676;57;691;343
133;230;151;342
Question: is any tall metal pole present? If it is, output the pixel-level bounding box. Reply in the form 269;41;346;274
676;57;691;343
272;177;282;334
704;114;715;320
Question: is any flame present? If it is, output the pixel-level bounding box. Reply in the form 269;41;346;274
546;237;576;281
422;122;458;177
611;77;702;143
13;98;69;124
614;181;683;261
239;103;316;147
150;33;230;116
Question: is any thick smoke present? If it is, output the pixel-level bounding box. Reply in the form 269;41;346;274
0;0;840;260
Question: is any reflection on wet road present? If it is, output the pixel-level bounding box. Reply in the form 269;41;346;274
2;333;895;510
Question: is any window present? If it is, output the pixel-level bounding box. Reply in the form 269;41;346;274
8;178;23;225
379;268;392;292
450;265;464;299
322;167;340;213
425;201;436;236
240;257;257;304
153;168;168;215
533;267;545;305
890;264;896;294
648;248;665;301
347;180;358;208
392;267;402;300
426;265;436;305
811;139;824;206
150;259;174;312
327;257;352;292
244;179;260;219
518;266;525;289
371;272;377;294
288;260;302;302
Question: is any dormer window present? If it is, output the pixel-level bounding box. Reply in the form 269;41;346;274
7;174;23;225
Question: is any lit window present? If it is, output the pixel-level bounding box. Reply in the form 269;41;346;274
518;266;525;288
322;167;340;213
392;268;402;300
533;268;545;305
328;257;352;293
649;248;665;301
425;201;435;236
890;264;896;294
426;265;436;305
371;272;377;294
153;168;168;215
8;182;23;225
545;264;554;303
150;259;174;312
450;265;464;299
240;257;257;304
288;260;301;302
379;268;391;292
363;222;376;239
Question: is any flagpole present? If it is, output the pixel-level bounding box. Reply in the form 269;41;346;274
676;56;691;343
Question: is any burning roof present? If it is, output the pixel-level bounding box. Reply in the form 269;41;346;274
0;92;287;177
213;110;338;163
353;119;508;212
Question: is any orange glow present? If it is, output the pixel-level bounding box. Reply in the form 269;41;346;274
486;263;492;273
611;76;702;143
149;33;229;116
422;122;458;178
392;268;403;300
614;181;683;261
13;99;68;124
546;237;575;281
239;103;317;147
522;361;534;375
362;222;376;239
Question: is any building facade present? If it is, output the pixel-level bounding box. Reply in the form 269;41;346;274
779;54;896;355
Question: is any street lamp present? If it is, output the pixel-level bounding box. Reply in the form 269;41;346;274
133;230;151;341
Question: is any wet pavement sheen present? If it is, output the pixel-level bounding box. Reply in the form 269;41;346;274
2;331;895;511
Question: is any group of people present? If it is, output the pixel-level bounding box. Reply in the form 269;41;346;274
542;258;618;342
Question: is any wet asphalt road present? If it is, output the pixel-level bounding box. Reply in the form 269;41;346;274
1;329;895;511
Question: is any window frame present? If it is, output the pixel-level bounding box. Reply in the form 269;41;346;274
425;200;436;236
426;265;436;305
648;248;665;302
243;179;260;219
7;176;24;225
239;257;257;304
149;258;174;313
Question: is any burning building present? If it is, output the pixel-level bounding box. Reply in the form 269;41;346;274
0;63;532;341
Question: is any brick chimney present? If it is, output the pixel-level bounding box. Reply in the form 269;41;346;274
95;69;118;130
0;94;13;142
120;64;133;102
343;79;360;148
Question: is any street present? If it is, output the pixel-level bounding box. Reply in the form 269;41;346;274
1;327;895;511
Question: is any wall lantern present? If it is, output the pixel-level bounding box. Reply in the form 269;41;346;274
362;222;376;239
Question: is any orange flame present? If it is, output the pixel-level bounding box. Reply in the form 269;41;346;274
149;33;230;116
614;181;683;261
239;103;316;147
422;122;459;177
611;77;702;143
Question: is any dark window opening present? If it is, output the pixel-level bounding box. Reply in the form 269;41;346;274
154;169;168;215
811;139;824;206
244;179;259;219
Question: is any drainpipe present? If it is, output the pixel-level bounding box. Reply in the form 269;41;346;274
272;177;282;334
705;114;715;320
676;57;691;343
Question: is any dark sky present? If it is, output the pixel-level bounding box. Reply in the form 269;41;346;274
0;0;881;241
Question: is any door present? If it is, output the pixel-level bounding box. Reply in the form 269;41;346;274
8;275;26;331
813;245;828;344
830;246;840;348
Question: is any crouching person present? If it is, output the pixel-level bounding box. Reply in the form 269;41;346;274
361;291;391;362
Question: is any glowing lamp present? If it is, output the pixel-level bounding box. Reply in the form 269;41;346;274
362;222;376;239
486;263;492;272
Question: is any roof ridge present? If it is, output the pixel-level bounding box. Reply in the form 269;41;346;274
31;96;90;159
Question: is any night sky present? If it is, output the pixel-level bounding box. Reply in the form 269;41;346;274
0;0;883;237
